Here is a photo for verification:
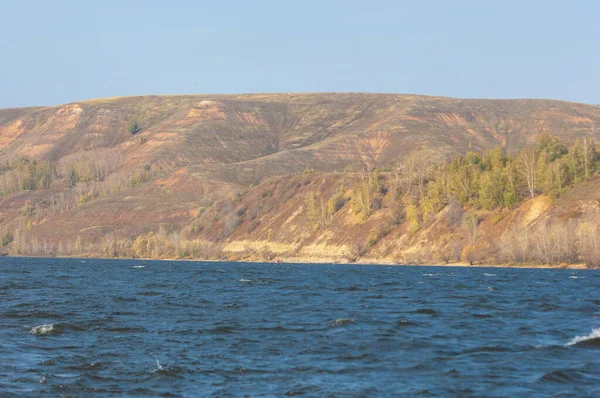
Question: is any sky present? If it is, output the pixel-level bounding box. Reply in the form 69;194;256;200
0;0;598;107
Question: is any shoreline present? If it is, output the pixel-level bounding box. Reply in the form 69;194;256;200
0;254;591;270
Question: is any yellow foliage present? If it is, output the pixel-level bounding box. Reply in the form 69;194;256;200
461;245;476;265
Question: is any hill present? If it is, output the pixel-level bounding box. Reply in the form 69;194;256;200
0;93;599;267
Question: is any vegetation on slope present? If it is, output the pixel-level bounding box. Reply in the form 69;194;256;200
0;94;599;267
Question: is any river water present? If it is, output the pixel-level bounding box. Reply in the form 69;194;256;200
1;257;599;396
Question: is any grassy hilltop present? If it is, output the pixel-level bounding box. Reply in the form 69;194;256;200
0;93;599;267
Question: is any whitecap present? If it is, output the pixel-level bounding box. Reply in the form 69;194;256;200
484;273;496;277
133;265;146;269
30;324;62;336
239;279;252;283
154;358;164;372
569;275;582;279
331;318;355;327
566;328;600;346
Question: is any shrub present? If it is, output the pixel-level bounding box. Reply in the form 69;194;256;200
461;245;476;265
196;206;207;218
127;120;142;135
247;220;260;233
366;230;380;247
347;241;367;262
191;223;204;233
329;188;346;213
260;247;276;261
1;230;13;247
491;211;505;225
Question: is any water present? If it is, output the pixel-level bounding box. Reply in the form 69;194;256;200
1;257;599;397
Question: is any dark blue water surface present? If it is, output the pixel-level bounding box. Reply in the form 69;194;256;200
1;257;600;397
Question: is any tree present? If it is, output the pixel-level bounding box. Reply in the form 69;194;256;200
582;137;594;178
463;211;479;245
537;133;567;161
127;120;142;135
478;173;494;210
421;180;446;216
447;197;463;228
448;159;479;205
406;200;421;233
517;146;537;198
1;229;13;247
304;193;321;230
482;147;505;171
568;138;597;182
461;245;476;265
350;169;376;220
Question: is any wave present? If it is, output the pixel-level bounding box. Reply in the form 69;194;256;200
112;311;137;316
539;369;592;384
239;279;252;283
335;285;367;292
460;345;512;354
410;308;438;316
150;358;185;378
210;326;236;334
132;265;146;269
222;302;243;308
114;296;139;302
138;291;162;296
331;318;355;327
566;328;600;347
5;310;64;319
153;357;163;372
396;319;419;327
30;323;63;336
423;273;453;277
105;326;148;333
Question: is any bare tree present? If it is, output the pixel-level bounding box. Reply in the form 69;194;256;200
517;146;537;198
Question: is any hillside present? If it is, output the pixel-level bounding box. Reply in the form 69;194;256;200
0;93;599;267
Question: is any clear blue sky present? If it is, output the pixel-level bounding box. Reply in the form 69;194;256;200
1;0;598;107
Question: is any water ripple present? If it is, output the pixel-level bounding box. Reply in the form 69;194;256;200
1;257;599;396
